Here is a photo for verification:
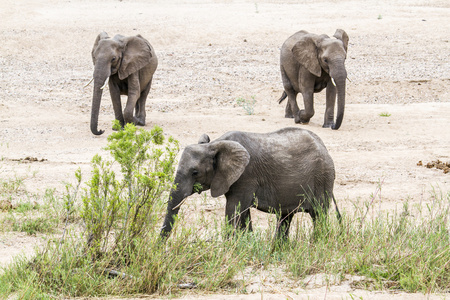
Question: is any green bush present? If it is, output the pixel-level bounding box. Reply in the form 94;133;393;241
81;122;179;257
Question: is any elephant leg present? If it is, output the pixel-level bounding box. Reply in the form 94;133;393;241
308;196;329;228
225;199;252;233
135;81;151;126
323;84;337;128
124;73;141;125
109;81;124;128
238;209;253;231
284;100;294;118
299;90;315;124
275;212;294;240
280;67;295;119
286;90;301;123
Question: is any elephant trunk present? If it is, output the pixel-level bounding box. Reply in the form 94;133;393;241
331;65;347;130
160;173;194;239
90;67;110;135
90;84;105;135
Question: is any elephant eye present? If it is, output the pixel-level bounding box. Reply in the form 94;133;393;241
192;169;199;176
323;58;329;63
111;56;116;62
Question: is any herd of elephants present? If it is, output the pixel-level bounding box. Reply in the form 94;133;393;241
89;28;349;240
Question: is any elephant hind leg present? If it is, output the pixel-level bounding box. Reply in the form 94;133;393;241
284;98;294;119
285;90;300;121
280;67;299;120
308;192;332;229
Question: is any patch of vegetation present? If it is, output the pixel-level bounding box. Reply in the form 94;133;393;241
14;201;40;213
0;174;27;208
1;193;63;235
379;112;391;117
14;217;54;235
236;96;256;115
0;173;65;235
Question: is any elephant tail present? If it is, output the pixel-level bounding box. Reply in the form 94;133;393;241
277;91;287;104
332;194;342;223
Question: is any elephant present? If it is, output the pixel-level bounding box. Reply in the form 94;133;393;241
278;29;349;130
161;127;341;240
89;32;158;135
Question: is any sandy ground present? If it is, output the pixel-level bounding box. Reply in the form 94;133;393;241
1;0;449;298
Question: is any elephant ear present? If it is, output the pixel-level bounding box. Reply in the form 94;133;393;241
198;134;210;144
92;32;109;65
118;35;153;80
292;35;321;77
333;29;349;53
209;141;250;198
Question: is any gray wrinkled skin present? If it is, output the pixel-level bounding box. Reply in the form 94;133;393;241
161;127;339;240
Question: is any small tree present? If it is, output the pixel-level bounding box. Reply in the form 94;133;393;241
81;122;179;257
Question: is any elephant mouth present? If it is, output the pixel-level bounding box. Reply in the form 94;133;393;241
193;182;210;194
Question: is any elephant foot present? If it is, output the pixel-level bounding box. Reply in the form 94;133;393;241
285;113;294;119
322;122;335;128
136;119;145;126
294;116;309;125
298;110;312;124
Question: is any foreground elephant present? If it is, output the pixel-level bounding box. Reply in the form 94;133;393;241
161;127;340;240
90;32;158;135
278;29;349;130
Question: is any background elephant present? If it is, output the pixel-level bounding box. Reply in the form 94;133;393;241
161;127;340;240
278;29;349;130
90;32;158;135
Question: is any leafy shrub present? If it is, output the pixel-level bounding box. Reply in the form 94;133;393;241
81;122;179;257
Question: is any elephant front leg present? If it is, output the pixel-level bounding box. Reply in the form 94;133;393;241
323;83;337;128
275;212;294;240
299;90;315;124
109;81;124;128
225;199;253;233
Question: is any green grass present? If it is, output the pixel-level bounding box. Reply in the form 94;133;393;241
0;174;27;206
379;112;391;117
0;187;65;235
0;188;449;299
0;175;56;235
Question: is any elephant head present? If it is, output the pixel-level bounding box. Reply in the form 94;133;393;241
90;32;153;135
292;29;349;130
160;136;250;238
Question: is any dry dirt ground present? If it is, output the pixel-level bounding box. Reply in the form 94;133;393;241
1;0;449;299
